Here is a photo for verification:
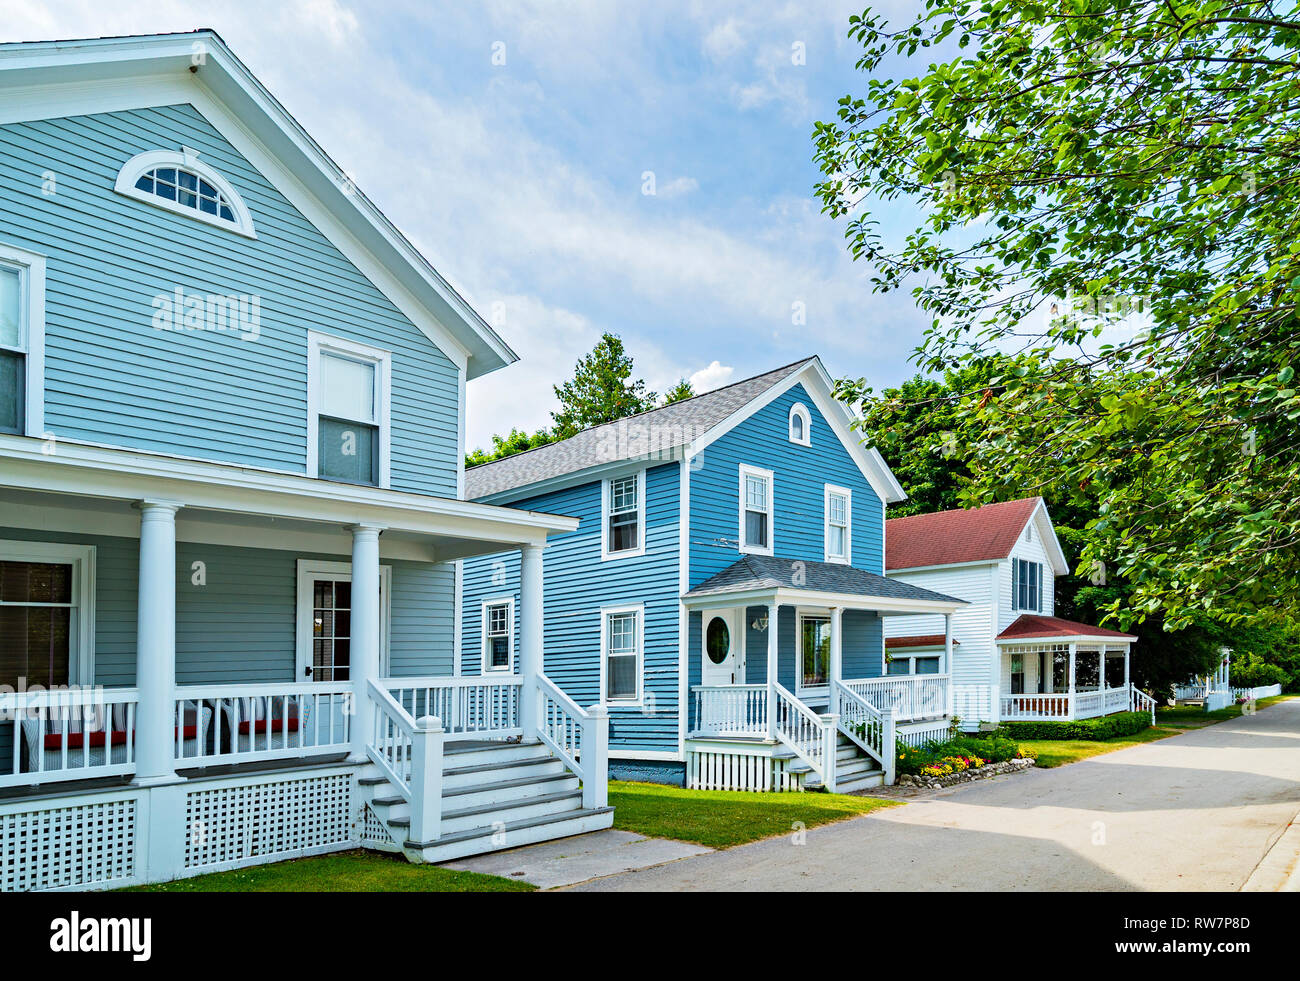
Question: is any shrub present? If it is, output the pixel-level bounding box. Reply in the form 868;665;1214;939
1230;656;1288;689
951;735;1020;763
1004;711;1150;741
894;734;1024;775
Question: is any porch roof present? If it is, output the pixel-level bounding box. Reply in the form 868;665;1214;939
997;614;1136;644
887;634;961;650
682;555;966;614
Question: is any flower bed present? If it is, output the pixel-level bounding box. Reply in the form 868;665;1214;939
894;729;1030;789
898;757;1035;788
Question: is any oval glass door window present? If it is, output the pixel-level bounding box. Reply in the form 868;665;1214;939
706;617;730;664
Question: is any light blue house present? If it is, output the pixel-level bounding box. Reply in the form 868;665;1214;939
462;358;966;792
0;31;614;892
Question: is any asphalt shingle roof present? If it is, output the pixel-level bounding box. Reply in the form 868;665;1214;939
464;358;816;499
684;554;963;605
885;497;1042;571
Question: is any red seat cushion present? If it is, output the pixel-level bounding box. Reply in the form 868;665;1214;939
43;724;199;750
237;718;299;735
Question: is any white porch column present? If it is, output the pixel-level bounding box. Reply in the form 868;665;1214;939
349;523;383;762
828;607;843;716
943;613;955;718
766;602;779;740
1124;648;1131;690
1067;643;1077;717
1099;649;1106;692
134;501;181;786
520;543;545;739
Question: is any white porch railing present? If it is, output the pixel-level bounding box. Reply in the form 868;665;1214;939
1173;682;1208;700
367;680;443;843
1003;685;1147;722
536;675;608;809
833;680;895;784
772;682;837;791
1130;686;1157;724
1;688;139;788
386;675;522;740
691;684;768;737
173;682;353;767
843;674;949;722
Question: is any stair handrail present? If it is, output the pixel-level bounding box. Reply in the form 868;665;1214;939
536;673;609;809
1129;684;1157;726
367;680;445;842
834;680;895;784
771;682;835;789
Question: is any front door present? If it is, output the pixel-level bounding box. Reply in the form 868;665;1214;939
701;609;743;686
295;560;391;682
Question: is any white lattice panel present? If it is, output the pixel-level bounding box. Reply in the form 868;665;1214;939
359;804;395;847
1;797;136;892
184;772;352;869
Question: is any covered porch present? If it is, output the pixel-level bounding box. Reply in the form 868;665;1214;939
682;555;965;790
0;438;606;889
995;615;1154;723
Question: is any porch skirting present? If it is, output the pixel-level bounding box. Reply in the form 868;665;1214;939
0;760;360;892
685;739;801;793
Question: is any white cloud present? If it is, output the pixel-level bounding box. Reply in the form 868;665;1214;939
689;360;734;392
702;18;745;60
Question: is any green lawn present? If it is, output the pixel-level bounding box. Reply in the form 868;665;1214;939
608;780;898;848
128;850;534;892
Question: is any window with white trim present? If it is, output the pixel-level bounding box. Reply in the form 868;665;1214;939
0;243;45;437
482;600;513;672
887;653;942;676
602;472;644;558
739;465;774;554
798;613;831;692
1012;558;1042;612
788;403;811;445
602;605;642;703
0;541;95;690
308;332;392;488
825;485;851;563
115;149;257;238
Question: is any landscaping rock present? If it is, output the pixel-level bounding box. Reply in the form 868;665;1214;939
897;757;1036;789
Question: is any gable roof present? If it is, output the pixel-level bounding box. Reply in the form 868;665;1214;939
683;554;964;608
465;356;907;503
997;615;1136;643
0;30;515;379
886;497;1067;573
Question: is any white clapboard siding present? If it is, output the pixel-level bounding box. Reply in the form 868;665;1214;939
884;564;996;693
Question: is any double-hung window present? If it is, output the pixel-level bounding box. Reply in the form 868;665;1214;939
0;542;94;690
1012;558;1042;612
602;472;644;558
825;485;851;563
308;333;391;488
602;605;642;704
888;653;942;676
0;244;45;437
739;465;774;555
483;600;513;672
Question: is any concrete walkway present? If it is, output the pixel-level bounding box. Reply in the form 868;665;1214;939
571;698;1300;891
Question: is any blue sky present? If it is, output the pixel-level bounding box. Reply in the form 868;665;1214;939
3;0;930;450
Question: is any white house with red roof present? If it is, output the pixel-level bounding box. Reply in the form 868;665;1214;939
884;498;1156;727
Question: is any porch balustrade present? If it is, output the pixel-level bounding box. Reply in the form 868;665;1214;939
842;674;949;722
691;684;768;737
1001;684;1148;722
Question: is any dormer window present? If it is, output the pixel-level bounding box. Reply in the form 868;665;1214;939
115;149;257;238
788;403;811;445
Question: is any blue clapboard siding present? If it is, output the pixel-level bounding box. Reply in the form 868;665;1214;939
688;382;885;584
0;105;459;495
0;527;455;686
461;462;681;754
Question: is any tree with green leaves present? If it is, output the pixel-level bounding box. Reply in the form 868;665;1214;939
815;2;1300;632
662;378;696;405
464;426;553;467
550;332;659;440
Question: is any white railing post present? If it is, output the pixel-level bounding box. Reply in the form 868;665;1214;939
828;608;843;718
349;523;384;762
135;500;180;786
944;614;955;718
582;704;609;809
822;713;839;793
883;708;896;785
520;543;545;740
766;603;779;740
408;715;444;843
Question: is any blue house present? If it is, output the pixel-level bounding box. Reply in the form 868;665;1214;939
0;31;615;892
462;358;965;792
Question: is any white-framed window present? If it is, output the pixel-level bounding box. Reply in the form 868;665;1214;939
601;470;645;559
0;242;46;438
1012;558;1043;612
738;464;774;555
788;402;811;445
114;149;257;238
0;540;95;689
481;598;514;673
824;484;851;563
797;611;831;695
294;559;392;680
307;331;392;488
600;603;643;705
887;653;943;676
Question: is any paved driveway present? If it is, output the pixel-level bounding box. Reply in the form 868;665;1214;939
571;698;1300;891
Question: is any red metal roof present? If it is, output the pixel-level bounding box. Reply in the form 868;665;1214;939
885;498;1041;571
885;634;960;649
997;615;1136;642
